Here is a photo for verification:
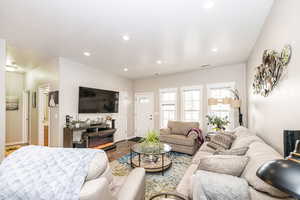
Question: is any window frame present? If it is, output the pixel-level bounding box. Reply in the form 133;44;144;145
206;82;236;130
180;85;203;125
159;88;178;129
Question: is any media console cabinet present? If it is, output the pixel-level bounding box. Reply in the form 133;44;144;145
63;124;116;151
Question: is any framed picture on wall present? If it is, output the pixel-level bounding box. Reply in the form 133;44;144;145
49;91;59;107
6;96;19;111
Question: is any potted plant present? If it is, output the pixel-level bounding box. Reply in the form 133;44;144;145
140;130;160;155
206;115;230;132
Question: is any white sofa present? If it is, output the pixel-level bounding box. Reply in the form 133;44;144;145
176;127;294;200
80;152;145;200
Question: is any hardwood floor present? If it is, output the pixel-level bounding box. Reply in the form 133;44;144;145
106;140;137;162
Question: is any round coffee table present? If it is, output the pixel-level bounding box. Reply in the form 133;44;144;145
150;193;189;200
130;143;172;175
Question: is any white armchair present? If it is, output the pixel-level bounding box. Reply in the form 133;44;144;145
80;168;145;200
79;151;145;200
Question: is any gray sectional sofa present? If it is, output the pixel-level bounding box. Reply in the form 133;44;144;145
176;127;294;200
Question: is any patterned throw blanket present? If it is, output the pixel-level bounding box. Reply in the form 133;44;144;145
0;145;104;200
187;128;205;145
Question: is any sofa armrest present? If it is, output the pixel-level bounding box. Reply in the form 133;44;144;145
80;177;114;200
160;128;171;135
117;168;146;200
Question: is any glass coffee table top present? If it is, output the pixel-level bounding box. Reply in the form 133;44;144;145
130;143;172;175
131;143;172;155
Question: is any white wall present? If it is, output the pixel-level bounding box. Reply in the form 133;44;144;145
58;58;134;146
25;58;60;146
5;72;25;144
134;63;247;132
247;0;300;155
0;39;6;161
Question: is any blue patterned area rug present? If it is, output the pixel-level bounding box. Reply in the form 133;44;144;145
110;152;192;200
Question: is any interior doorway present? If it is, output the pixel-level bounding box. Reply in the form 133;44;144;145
134;92;154;137
38;85;50;146
22;91;30;144
5;71;30;157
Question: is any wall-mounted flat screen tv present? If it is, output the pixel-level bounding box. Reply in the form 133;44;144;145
79;87;119;113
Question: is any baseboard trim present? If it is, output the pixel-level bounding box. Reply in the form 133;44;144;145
6;141;27;146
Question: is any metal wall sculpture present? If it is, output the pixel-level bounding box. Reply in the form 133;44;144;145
253;45;292;97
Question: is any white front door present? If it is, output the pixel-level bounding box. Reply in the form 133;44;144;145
135;93;154;138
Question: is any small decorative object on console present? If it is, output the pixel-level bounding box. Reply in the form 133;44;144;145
252;45;292;97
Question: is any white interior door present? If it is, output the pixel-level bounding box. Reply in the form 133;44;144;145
22;91;30;144
135;92;154;137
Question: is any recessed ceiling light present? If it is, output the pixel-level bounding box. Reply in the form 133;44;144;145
83;52;91;57
123;68;129;72
122;35;130;41
211;48;218;52
156;60;163;65
203;1;214;9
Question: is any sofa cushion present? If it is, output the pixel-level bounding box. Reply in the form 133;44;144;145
192;170;251;200
210;134;235;149
214;147;249;156
242;142;290;198
86;152;109;181
168;121;199;135
192;150;213;164
199;142;217;153
160;134;195;146
206;142;226;151
231;135;263;149
198;155;249;177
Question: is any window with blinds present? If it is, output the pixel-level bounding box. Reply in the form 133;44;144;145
159;88;177;128
207;82;235;130
181;86;203;123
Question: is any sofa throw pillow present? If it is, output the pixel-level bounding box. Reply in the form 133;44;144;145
198;155;249;177
210;134;235;149
223;133;237;140
206;142;226;151
231;135;263;149
192;170;250;200
214;147;249;156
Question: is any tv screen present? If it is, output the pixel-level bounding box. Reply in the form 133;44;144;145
79;87;119;113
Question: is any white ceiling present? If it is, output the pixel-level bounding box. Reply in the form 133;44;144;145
0;0;273;79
